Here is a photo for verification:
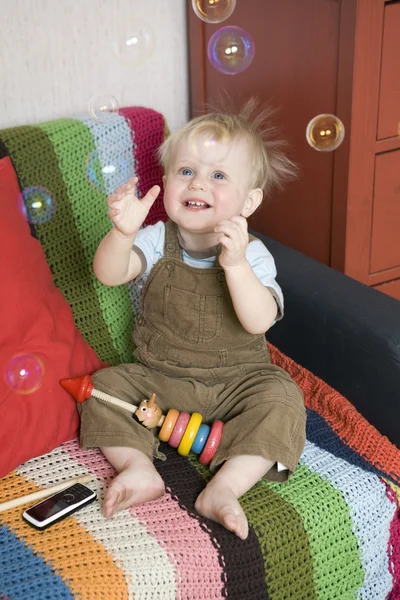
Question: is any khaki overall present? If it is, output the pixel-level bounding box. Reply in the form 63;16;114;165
79;220;306;481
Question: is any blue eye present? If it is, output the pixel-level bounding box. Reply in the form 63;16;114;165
212;172;225;180
180;168;193;176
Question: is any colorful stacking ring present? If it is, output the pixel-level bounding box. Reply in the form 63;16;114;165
191;424;210;455
199;420;224;466
158;408;180;442
168;412;191;448
177;412;203;456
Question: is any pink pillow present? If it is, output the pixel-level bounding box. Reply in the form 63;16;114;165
0;157;104;477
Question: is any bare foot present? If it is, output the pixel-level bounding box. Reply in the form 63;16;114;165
194;479;249;540
103;459;165;518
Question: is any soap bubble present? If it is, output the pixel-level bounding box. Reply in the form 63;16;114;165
113;20;155;66
192;0;236;24
88;94;119;123
208;26;255;75
5;353;45;395
187;130;231;164
306;114;345;152
19;186;55;224
86;145;134;194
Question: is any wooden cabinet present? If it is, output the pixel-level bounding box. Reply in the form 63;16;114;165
370;151;400;274
187;0;400;300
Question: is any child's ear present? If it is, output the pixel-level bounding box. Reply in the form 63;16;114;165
162;175;167;188
241;188;263;218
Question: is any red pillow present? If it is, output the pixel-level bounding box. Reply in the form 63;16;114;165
0;157;104;477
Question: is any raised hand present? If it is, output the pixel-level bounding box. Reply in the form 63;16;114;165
214;215;249;269
107;176;160;238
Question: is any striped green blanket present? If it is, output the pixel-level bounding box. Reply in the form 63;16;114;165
0;108;399;599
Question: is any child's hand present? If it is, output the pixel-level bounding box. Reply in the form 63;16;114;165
107;177;160;238
214;216;249;269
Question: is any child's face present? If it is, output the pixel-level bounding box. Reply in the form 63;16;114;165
163;134;259;234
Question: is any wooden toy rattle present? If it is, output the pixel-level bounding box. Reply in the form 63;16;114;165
60;375;223;466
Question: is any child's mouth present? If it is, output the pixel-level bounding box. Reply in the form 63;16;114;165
184;201;210;210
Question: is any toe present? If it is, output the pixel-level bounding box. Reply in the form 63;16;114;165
218;506;240;535
103;501;115;519
103;485;121;518
221;505;248;540
239;514;249;540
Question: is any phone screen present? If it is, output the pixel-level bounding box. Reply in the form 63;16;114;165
25;497;68;521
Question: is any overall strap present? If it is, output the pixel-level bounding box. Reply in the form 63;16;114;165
213;243;223;269
164;220;181;259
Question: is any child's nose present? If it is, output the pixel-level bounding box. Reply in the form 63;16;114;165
189;175;207;191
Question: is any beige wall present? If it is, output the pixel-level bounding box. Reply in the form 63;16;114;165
0;0;189;132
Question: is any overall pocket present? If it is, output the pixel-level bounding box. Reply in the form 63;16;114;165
164;284;222;343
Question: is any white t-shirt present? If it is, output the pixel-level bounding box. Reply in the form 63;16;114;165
133;221;284;319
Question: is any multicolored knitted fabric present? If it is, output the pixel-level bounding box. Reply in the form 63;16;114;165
0;343;399;599
1;108;399;598
0;107;168;366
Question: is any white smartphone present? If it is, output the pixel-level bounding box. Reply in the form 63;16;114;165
22;483;96;530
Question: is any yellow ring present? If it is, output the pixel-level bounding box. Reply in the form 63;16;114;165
177;412;203;456
158;409;180;442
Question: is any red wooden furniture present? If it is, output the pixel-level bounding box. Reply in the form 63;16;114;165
187;0;400;299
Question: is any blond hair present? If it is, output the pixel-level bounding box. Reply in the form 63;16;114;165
158;98;298;197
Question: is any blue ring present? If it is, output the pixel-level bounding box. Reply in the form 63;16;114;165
191;424;210;454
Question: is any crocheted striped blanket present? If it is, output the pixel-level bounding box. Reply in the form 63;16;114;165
1;344;399;600
0;108;399;598
0;107;169;367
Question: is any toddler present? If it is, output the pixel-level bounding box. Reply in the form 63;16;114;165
79;100;306;540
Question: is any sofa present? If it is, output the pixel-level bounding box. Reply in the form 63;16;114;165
0;106;399;600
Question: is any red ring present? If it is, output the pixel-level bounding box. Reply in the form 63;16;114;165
168;412;191;448
199;420;224;466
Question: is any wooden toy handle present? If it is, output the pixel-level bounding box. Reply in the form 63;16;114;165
92;388;138;413
0;474;93;514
